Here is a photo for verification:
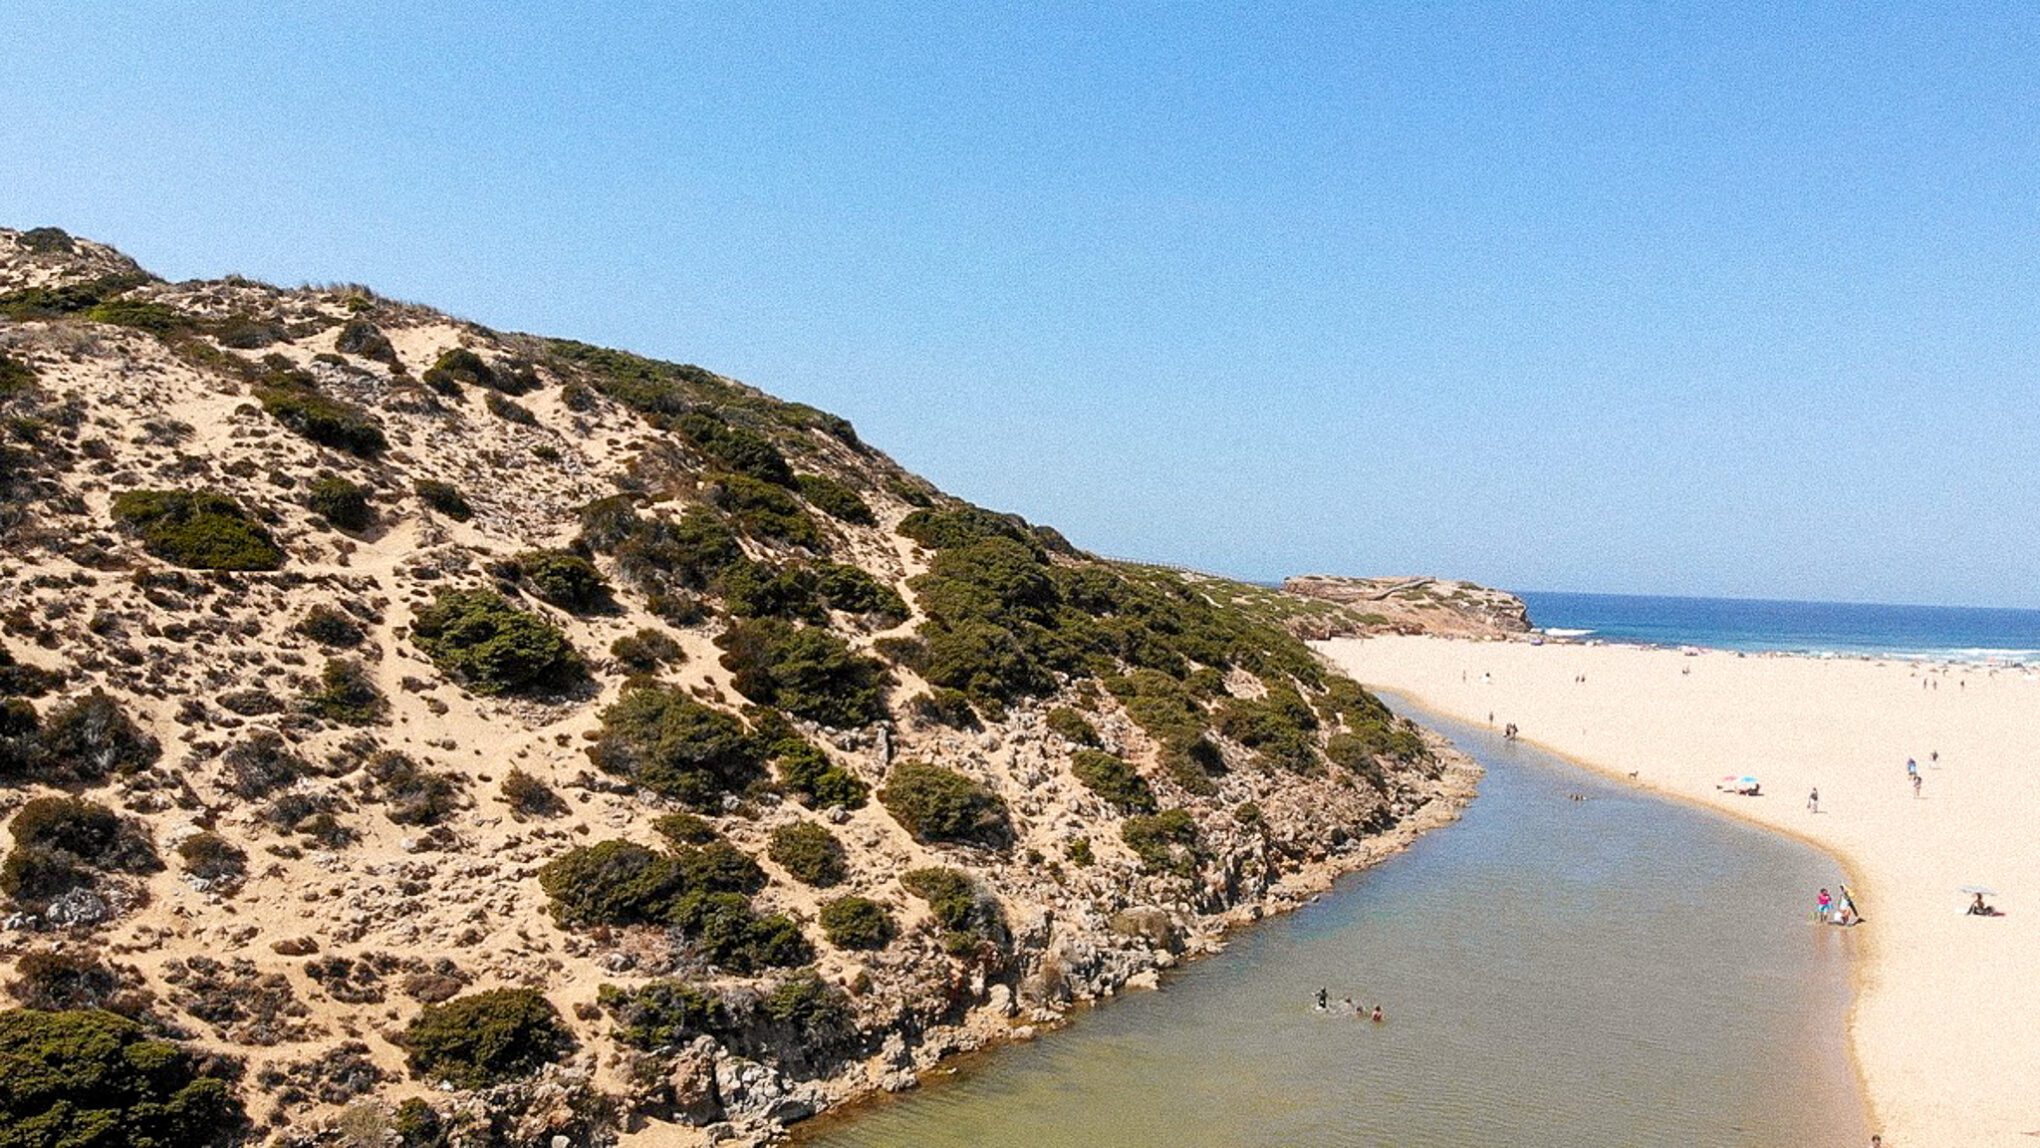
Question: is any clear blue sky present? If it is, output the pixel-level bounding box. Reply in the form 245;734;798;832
7;4;2039;607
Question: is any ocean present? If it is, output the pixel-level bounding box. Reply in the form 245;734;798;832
1517;590;2040;662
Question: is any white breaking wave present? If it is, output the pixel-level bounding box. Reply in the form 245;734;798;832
1541;628;1596;638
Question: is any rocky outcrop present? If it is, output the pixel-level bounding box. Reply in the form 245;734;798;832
1281;576;1532;639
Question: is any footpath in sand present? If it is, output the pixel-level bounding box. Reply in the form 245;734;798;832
1318;634;2040;1148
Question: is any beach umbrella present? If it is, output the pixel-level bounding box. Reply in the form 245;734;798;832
1739;777;1759;786
1959;885;1998;896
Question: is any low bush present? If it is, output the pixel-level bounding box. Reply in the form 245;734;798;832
0;646;59;698
220;730;306;799
1323;733;1388;791
499;768;566;817
295;604;366;647
671;891;812;972
410;589;581;695
414;479;473;521
511;549;611;614
0;1007;243;1145
795;473;875;525
253;365;387;457
610;628;682;673
1121;808;1199;877
716;619;889;728
752;974;854;1065
679;411;793;485
818;895;895;950
112;489;284;571
879;762;1011;848
811;562;908;623
26;690;160;783
1213;686;1319;773
706;474;822;550
367;751;462;826
652;811;721;847
767;822;847;887
3;797;159;907
0;351;37;397
540;841;688;927
305;476;373;531
1044;707;1100;746
772;739;869;810
84;297;195;334
483;391;537;425
420;347;495;393
586;684;764;807
177;831;247;882
334;317;399;365
904;688;981;730
402;987;573;1089
303;658;386;726
1069;749;1156;814
599;979;729;1051
896;506;1041;553
900;866;1004;955
6;950;143;1014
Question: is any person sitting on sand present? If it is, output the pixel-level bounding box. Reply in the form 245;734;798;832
1968;894;2001;917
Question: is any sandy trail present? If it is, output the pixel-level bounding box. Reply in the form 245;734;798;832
1319;634;2040;1148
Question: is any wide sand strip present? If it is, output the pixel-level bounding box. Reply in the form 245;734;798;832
1319;634;2040;1148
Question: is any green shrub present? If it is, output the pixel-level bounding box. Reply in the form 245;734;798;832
402;988;573;1088
1214;686;1319;773
707;474;822;550
652;811;721;847
897;506;1041;553
410;589;581;695
177;831;247;882
112;489;284;570
676;841;768;896
414;479;473;522
599;980;729;1051
753;973;853;1060
25;690;160;783
334;317;399;365
499;768;565;817
597;504;744;592
773;739;869;810
540;840;687;927
717;560;825;622
679;411;792;485
671;892;812;972
1323;733;1388;791
716;619;889;728
253;368;387;457
0;646;59;699
295;604;365;647
0;351;37;397
16;227;75;254
214;315;285;348
1044;707;1100;746
483;391;537;425
5;951;138;1014
1121;808;1199;877
305;476;373;531
1065;836;1094;867
900;866;1005;955
367;751;463;826
0;700;37;779
0;1008;243;1145
511;549;611;613
84;297;195;334
303;657;386;726
3;797;158;907
901;688;979;730
811;562;908;623
587;684;764;806
818;895;895;950
1069;749;1156;814
421;347;496;393
768;822;847;887
610;628;682;673
795;473;876;525
879;762;1011;848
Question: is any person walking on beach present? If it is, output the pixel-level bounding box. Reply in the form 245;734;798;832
1912;773;1922;798
1807;787;1819;813
1906;757;1918;779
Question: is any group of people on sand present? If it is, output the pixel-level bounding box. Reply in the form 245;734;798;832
1814;885;1861;927
1314;987;1385;1023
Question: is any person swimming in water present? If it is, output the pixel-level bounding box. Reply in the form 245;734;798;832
1370;1005;1385;1023
1315;987;1328;1011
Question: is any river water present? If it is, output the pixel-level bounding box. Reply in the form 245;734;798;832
802;698;1867;1147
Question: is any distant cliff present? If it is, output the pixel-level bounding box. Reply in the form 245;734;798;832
1279;576;1533;639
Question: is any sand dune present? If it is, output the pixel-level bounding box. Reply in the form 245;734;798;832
1319;634;2040;1148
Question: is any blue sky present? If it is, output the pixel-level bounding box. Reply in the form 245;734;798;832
7;4;2039;607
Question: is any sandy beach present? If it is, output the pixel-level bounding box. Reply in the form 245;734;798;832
1319;634;2040;1148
